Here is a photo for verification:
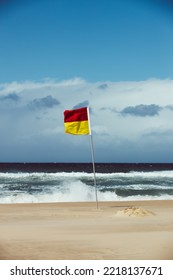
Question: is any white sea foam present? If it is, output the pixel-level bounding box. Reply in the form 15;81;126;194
0;170;173;203
1;169;173;180
1;191;172;204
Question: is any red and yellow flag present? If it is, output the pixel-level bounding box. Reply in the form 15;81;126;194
64;107;90;135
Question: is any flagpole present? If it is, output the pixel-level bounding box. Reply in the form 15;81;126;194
87;107;98;209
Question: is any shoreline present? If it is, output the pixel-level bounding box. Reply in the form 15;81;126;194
0;200;173;260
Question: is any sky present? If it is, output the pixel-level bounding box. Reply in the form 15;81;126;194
1;0;173;162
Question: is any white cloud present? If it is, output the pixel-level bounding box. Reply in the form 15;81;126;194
0;77;86;95
1;77;173;162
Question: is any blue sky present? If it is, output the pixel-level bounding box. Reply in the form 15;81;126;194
1;0;173;162
1;0;173;82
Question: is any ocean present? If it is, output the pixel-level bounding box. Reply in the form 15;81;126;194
0;162;173;204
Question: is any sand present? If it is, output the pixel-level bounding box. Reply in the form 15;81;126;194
0;200;173;260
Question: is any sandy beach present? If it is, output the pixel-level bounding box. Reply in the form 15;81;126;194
0;200;173;260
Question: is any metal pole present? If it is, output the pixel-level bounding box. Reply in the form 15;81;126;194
87;107;98;209
90;134;98;209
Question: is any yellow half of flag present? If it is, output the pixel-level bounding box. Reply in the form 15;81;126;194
64;120;89;135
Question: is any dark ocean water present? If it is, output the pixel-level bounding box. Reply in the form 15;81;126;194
0;162;173;203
